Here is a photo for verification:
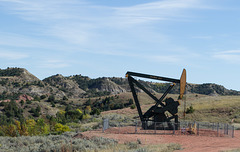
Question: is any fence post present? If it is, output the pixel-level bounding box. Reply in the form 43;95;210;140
163;122;165;135
173;122;175;135
221;123;223;135
223;123;225;135
118;122;120;134
102;119;104;133
232;126;234;138
197;123;199;136
145;121;147;134
154;122;156;134
135;121;137;134
227;124;229;135
102;118;109;133
224;124;226;135
145;121;147;129
217;123;219;137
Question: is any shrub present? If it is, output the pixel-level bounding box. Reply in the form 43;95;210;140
76;109;83;114
26;119;37;135
186;105;195;114
26;100;32;104
34;96;40;101
82;114;91;120
91;108;101;115
85;105;92;114
35;119;50;135
62;96;68;101
0;114;8;125
65;109;83;122
54;123;70;134
129;99;134;105
47;95;55;102
0;102;5;106
51;101;55;107
56;111;67;124
0;132;118;152
40;95;47;99
4;100;24;120
4;124;17;137
125;141;139;149
130;104;136;109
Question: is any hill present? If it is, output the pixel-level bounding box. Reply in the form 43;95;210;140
0;67;239;101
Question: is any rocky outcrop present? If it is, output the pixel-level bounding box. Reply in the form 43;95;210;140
43;74;86;98
88;77;126;94
16;94;33;102
186;83;240;96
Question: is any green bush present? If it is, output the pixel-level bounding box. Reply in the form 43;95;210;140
40;95;47;99
47;95;55;102
26;100;32;104
91;108;101;115
186;105;195;114
0;67;23;76
130;104;136;109
54;123;70;134
129;99;134;105
126;141;139;149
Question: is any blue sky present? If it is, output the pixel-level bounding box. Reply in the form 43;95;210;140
0;0;240;91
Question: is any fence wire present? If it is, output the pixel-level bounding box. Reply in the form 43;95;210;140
102;119;234;138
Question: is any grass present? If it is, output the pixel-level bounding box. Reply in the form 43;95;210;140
86;142;181;152
98;92;240;123
120;92;240;124
185;95;240;110
181;95;240;123
222;149;240;152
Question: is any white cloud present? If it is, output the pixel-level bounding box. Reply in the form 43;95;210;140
147;55;181;63
38;59;70;69
213;50;240;63
0;0;80;21
0;50;28;60
0;0;216;65
47;24;93;45
113;0;206;26
0;0;213;40
91;49;181;63
0;32;44;48
0;32;70;51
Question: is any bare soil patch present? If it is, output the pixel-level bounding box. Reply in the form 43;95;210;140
82;127;240;152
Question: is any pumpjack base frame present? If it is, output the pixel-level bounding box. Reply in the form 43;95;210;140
142;120;179;130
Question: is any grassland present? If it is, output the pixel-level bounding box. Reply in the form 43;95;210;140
101;92;240;125
181;94;240;124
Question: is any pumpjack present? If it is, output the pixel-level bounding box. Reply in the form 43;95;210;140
126;69;186;130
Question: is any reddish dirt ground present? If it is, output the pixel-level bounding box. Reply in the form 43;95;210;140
82;127;240;152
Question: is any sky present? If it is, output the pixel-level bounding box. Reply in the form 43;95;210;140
0;0;240;91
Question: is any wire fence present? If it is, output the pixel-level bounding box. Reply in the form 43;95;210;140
102;119;234;138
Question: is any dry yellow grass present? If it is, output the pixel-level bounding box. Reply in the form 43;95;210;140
101;92;240;124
